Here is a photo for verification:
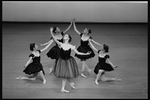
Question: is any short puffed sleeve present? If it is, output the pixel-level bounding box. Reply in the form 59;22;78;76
29;54;34;58
80;33;83;37
105;55;110;59
61;32;64;36
98;50;101;53
50;37;53;40
89;36;92;40
38;50;41;53
70;45;76;50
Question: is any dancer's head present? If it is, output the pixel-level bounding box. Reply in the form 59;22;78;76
98;44;109;53
102;44;109;53
53;27;61;34
63;34;72;43
83;28;91;35
30;43;38;51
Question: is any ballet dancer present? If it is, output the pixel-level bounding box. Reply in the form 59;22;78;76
93;44;122;85
16;42;51;84
40;21;73;74
73;19;102;77
50;27;90;93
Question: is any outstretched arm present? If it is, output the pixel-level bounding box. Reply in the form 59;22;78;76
91;39;103;47
24;57;32;68
40;39;52;46
63;21;73;33
106;59;116;68
73;48;90;55
50;27;62;46
40;40;53;52
89;39;98;52
73;19;81;35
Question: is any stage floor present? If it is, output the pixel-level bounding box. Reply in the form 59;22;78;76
2;23;148;99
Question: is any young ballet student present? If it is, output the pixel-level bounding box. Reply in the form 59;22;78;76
16;42;51;84
40;21;73;74
73;19;102;78
93;44;122;85
50;27;90;93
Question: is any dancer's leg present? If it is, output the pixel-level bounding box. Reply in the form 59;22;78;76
17;76;36;80
39;71;46;84
101;73;122;82
84;62;91;74
95;70;104;85
29;73;37;80
15;76;22;79
61;79;69;93
81;61;86;78
16;73;37;80
48;60;56;74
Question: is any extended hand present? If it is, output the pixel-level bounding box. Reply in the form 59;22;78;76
86;51;91;55
50;27;53;32
72;18;76;23
114;66;118;68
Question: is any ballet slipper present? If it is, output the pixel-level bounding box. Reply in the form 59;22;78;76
95;80;99;85
48;68;53;75
115;77;122;82
81;73;86;78
61;89;69;93
43;80;46;84
70;82;75;89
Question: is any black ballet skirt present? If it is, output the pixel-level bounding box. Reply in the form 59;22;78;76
75;33;95;60
23;50;45;75
94;55;114;74
53;48;79;79
46;33;64;60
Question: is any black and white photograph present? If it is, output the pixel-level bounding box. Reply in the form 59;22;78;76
2;1;148;99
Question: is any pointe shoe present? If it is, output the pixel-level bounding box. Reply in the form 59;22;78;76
43;80;46;84
95;80;99;85
115;77;122;82
48;68;53;75
70;83;75;89
61;89;69;93
81;73;86;78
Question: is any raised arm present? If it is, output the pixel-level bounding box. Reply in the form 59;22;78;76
63;21;73;33
50;27;62;46
73;19;81;35
91;39;103;47
40;40;53;52
24;57;32;68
